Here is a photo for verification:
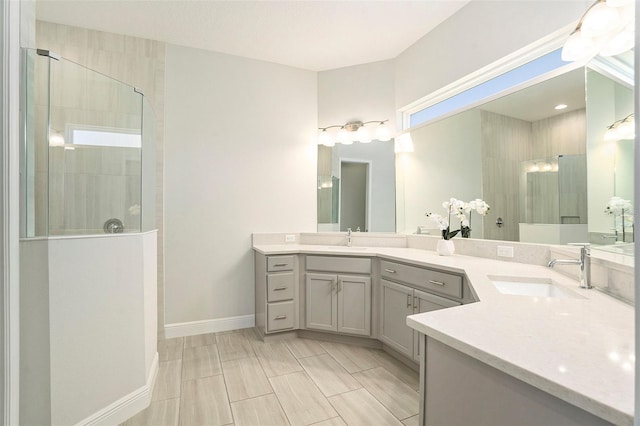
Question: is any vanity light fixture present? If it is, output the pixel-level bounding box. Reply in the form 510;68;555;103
317;120;392;146
561;0;634;62
604;113;635;141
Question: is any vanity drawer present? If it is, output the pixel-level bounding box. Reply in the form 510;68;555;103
306;256;371;274
380;260;462;299
267;301;295;332
267;255;294;272
267;273;294;302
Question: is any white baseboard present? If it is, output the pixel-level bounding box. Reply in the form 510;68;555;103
164;314;255;338
75;352;159;426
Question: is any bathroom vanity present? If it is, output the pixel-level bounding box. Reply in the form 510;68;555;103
253;234;633;426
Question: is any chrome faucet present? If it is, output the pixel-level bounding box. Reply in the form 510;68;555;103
548;243;592;289
346;228;352;247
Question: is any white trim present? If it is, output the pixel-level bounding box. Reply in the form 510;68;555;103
588;55;634;89
2;0;21;424
398;23;579;130
75;352;159;426
165;314;255;339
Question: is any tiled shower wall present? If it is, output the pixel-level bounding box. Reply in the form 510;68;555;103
480;108;586;242
36;21;168;338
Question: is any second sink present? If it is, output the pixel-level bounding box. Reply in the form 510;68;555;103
488;275;584;299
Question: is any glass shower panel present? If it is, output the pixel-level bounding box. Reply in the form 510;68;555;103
22;49;51;238
47;57;143;235
519;154;587;224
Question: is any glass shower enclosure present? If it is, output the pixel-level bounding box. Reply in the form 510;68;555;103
21;48;156;237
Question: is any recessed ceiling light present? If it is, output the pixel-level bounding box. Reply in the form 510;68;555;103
554;104;568;110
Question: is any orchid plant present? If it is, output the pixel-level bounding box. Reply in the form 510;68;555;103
426;197;490;240
605;196;633;242
460;199;491;238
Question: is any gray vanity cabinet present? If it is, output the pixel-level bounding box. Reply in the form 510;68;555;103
304;255;372;337
379;259;464;361
305;273;338;332
305;273;372;336
380;279;460;360
380;279;415;357
254;253;298;337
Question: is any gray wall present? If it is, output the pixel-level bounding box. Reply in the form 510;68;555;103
164;44;317;325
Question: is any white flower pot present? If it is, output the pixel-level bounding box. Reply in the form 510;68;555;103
436;239;455;256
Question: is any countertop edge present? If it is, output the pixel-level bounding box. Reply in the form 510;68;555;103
406;315;632;426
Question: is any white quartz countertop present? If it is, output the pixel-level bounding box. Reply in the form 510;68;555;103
253;243;634;425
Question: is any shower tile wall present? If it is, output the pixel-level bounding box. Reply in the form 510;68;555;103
480;110;532;242
480;108;586;242
36;21;167;338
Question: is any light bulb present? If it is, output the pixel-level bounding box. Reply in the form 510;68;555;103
561;30;599;62
336;128;349;144
342;132;354;145
606;0;633;6
394;133;414;153
356;125;371;143
581;3;622;38
617;120;635;139
375;122;392;141
318;130;334;147
542;162;552;171
604;126;620;141
600;26;634;56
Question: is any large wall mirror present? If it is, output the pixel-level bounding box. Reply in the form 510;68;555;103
316;48;634;258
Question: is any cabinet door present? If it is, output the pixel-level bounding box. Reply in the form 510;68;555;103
413;289;461;362
305;273;338;332
337;275;371;336
379;279;414;358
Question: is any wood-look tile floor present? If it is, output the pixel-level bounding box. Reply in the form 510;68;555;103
122;329;419;426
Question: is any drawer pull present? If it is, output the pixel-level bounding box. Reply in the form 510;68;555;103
273;263;288;267
414;296;418;309
429;280;445;286
407;294;412;308
274;315;288;320
384;268;397;274
273;287;288;291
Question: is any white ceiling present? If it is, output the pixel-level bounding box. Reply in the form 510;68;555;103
481;68;586;122
35;0;470;72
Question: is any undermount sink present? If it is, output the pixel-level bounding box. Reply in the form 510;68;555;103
488;275;583;299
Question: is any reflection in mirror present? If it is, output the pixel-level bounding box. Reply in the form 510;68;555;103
317;141;395;232
586;54;635;256
399;68;588;244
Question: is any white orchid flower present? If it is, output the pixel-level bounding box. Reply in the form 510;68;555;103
425;212;449;231
605;196;633;215
456;211;469;227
